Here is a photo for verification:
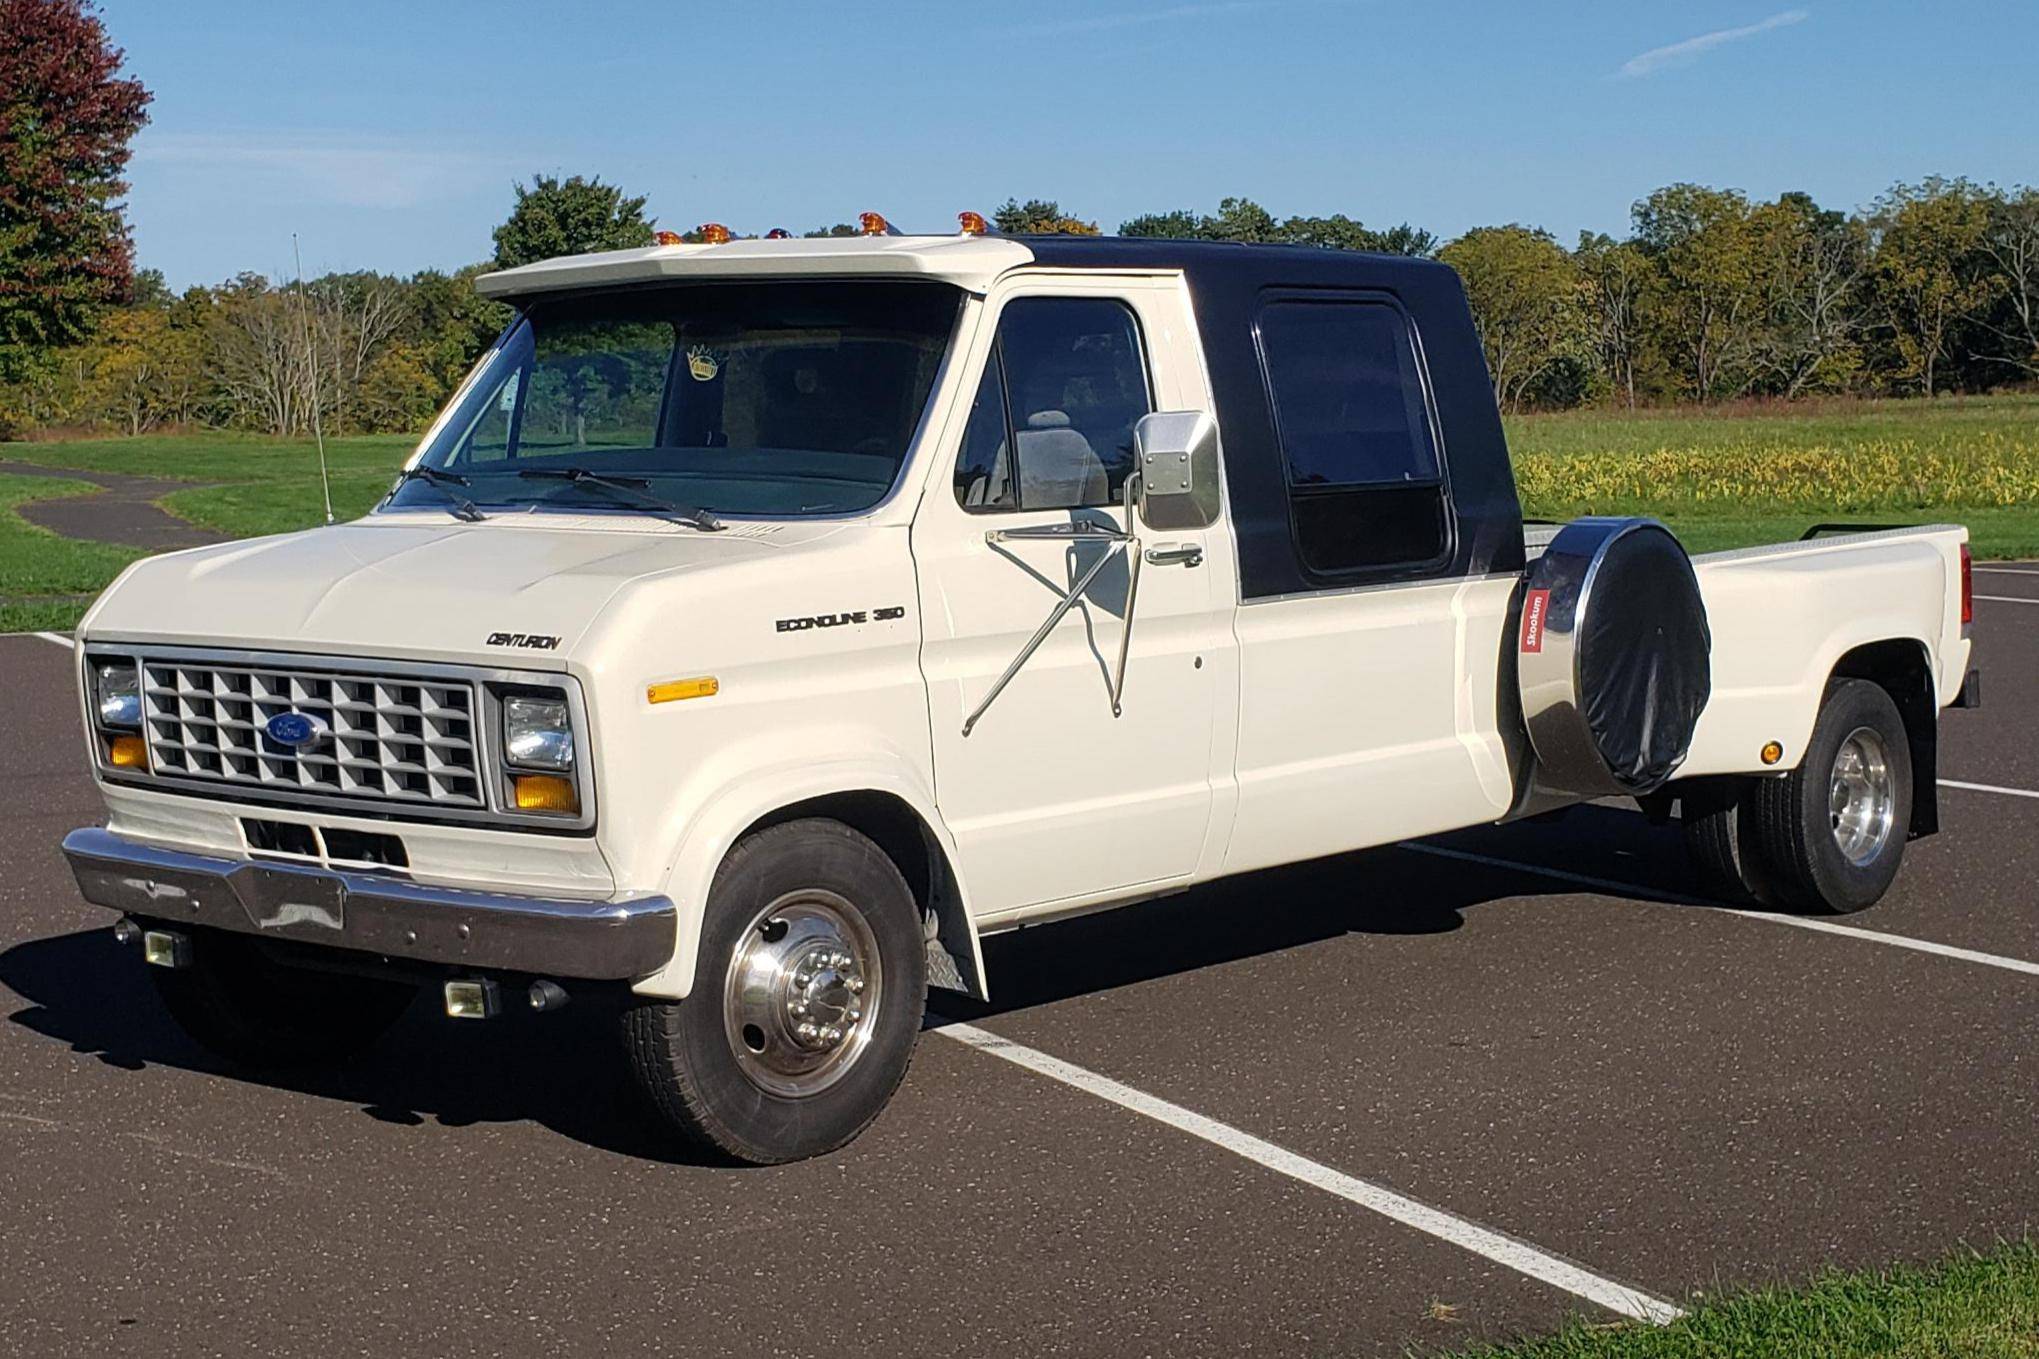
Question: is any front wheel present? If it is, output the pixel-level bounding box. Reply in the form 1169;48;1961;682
1743;678;1914;914
623;819;926;1165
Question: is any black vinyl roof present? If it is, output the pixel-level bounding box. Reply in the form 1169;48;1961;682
1014;233;1524;598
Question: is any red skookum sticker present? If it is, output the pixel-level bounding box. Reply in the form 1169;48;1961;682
1520;588;1551;653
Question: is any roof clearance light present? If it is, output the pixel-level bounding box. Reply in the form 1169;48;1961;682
765;228;792;239
957;211;990;236
858;211;894;237
695;222;733;245
653;230;684;246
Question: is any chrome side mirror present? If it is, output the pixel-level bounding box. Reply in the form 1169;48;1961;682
1132;411;1220;531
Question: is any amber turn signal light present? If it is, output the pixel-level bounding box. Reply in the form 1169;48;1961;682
512;773;579;813
107;734;146;768
1760;741;1784;766
647;676;719;705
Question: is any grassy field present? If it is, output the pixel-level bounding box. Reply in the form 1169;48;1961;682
1;394;2034;631
1435;1243;2039;1359
1508;393;2039;557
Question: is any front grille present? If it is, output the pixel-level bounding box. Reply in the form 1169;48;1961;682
140;658;483;809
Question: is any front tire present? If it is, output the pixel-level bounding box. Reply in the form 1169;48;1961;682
623;819;926;1165
149;928;416;1067
1744;678;1913;915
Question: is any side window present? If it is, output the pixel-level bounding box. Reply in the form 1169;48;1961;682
954;297;1151;512
1257;299;1450;576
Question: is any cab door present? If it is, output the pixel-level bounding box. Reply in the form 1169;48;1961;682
911;277;1226;921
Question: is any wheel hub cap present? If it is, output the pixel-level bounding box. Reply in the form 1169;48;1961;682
723;891;881;1098
1829;725;1897;868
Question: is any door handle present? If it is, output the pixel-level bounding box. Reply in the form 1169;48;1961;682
1144;542;1203;568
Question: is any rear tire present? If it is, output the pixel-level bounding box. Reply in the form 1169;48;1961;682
623;819;926;1165
1743;679;1913;915
149;928;415;1067
1679;778;1763;903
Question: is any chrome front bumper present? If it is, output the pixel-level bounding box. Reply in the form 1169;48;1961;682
61;827;676;981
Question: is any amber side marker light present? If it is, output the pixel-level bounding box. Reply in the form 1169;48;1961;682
858;211;894;236
648;677;719;705
512;773;579;813
957;210;990;235
695;222;732;244
1760;741;1784;766
653;230;684;246
107;734;146;768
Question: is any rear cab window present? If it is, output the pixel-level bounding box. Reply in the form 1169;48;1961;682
1255;296;1452;578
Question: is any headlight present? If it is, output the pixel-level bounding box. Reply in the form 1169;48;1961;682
93;660;141;729
501;693;574;771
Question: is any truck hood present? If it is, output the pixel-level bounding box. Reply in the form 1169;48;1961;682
82;512;846;666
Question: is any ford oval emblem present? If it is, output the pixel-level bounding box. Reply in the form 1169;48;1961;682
264;711;330;749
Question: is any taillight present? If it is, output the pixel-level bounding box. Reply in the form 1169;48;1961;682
1960;543;1973;627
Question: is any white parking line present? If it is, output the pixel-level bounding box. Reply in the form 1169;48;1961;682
1400;842;2039;979
32;631;74;650
936;1019;1684;1324
1942;779;2039;802
1975;594;2039;606
1975;567;2039;577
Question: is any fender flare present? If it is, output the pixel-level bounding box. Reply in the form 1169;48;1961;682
630;757;986;1002
1771;628;1938;770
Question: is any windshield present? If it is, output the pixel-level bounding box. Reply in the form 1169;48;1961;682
391;280;960;518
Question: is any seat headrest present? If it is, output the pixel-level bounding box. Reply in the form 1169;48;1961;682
1024;409;1072;429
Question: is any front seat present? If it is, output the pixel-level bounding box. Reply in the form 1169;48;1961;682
1014;410;1107;510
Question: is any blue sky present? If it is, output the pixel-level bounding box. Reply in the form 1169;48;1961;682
106;0;2038;289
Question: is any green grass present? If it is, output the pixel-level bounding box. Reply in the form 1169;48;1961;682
0;474;147;633
0;431;412;483
0;475;145;593
1506;393;2039;558
1;395;2034;633
1433;1243;2039;1358
0;434;408;630
0;432;412;540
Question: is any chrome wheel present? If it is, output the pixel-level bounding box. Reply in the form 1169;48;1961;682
721;889;882;1099
1829;725;1898;868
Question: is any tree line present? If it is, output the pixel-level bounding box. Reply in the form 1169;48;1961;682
2;5;2033;439
12;174;2036;440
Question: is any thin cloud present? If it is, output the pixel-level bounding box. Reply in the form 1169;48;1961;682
136;132;525;211
1617;9;1809;79
988;1;1281;40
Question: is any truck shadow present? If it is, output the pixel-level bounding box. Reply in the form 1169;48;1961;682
0;927;716;1165
0;805;1702;1164
942;803;1707;1020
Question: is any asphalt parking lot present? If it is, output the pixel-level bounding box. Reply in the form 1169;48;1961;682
3;584;2035;1358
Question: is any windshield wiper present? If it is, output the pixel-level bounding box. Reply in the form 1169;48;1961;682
517;467;723;531
394;465;485;522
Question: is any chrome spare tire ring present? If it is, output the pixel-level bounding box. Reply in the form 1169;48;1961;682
1829;725;1898;868
722;889;883;1099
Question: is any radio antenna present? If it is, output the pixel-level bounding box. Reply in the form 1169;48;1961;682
292;233;336;525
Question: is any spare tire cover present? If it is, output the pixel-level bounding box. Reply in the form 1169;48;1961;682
1519;518;1711;796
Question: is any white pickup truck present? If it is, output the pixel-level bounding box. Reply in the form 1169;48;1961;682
62;226;1978;1163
